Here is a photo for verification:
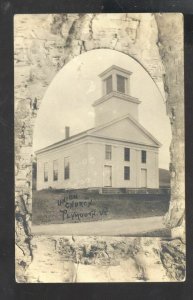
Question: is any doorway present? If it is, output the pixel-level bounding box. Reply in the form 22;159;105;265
141;168;147;188
104;165;112;187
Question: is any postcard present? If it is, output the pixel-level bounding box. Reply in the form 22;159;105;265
15;13;185;282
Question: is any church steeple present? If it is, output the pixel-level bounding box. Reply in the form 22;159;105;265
100;65;131;96
93;65;141;127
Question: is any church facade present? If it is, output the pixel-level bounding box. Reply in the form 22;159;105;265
36;65;161;191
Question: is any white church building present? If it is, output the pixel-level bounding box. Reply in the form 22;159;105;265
36;65;161;191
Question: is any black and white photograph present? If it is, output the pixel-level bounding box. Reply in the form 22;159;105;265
14;13;185;283
32;51;171;236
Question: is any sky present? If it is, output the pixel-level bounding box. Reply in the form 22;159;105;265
33;49;171;169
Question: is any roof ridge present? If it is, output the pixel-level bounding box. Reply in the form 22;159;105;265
35;127;94;154
35;113;161;155
89;113;161;147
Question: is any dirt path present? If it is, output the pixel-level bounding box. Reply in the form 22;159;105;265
32;216;166;236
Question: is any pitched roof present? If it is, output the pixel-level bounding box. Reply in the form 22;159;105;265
99;65;132;78
89;113;162;147
35;127;93;154
35;113;161;155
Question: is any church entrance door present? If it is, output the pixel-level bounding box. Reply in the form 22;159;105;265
104;165;112;187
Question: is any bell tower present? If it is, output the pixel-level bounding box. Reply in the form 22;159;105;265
93;65;141;127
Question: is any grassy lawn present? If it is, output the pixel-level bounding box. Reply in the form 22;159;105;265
32;189;170;225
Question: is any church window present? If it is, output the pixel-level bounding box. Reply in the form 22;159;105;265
44;162;48;182
64;157;70;179
105;145;112;160
141;150;147;163
117;74;126;93
105;75;112;94
53;160;58;181
124;148;130;161
124;166;130;180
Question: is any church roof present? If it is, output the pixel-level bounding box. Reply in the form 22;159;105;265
89;113;161;147
99;65;132;78
35;113;161;155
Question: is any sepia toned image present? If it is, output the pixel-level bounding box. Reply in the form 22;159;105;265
15;13;185;282
32;51;171;236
